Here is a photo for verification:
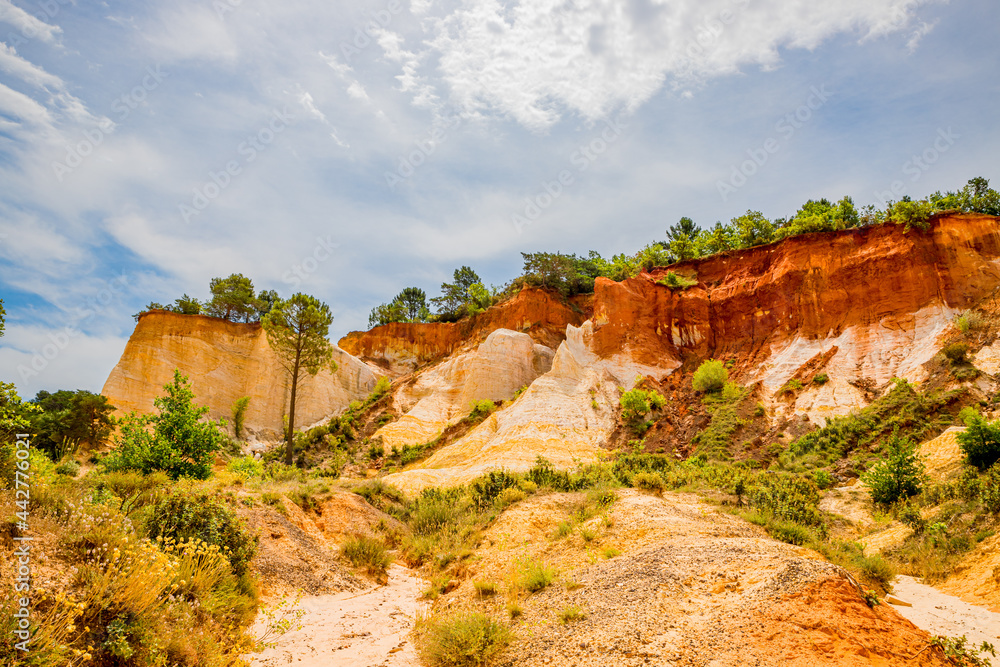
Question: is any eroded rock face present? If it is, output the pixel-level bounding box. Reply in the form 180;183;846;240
374;329;555;452
592;213;1000;422
383;322;663;493
338;287;586;373
101;311;377;440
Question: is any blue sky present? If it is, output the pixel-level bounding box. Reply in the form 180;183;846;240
0;0;997;398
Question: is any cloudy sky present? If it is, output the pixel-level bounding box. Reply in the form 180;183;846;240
0;0;997;397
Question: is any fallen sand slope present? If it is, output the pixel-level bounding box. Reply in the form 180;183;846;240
250;564;426;667
436;489;951;666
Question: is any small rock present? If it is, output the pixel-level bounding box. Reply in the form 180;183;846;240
885;594;912;607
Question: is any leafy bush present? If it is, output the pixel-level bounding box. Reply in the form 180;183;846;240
227;456;264;479
342;534;392;579
515;558;556;593
955;310;985;335
55;459;81;477
474;581;498;597
231;396;251;440
147;490;259;576
943;342;970;364
692;360;728;393
102;370;226;480
632;471;665;495
958;414;1000;471
496;487;526;508
862;433;924;506
812;372;829;385
468;400;497;422
619;388;665;422
418;612;512;667
559;605;586;623
657;272;697;290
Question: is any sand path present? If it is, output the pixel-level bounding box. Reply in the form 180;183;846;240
890;575;1000;665
251;564;426;667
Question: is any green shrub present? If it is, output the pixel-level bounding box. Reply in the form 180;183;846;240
692;360;728;393
955;310;985;335
371;375;392;402
943;342;970;364
632;471;665;495
768;519;813;546
515;558;556;592
102;370;226;480
55;460;81;477
957;414;1000;471
418;612;511;667
496;487;526;508
231;396;251;440
227;456;264;479
147;490;259;575
474;580;498;597
552;520;574;539
657;272;698;290
559;605;586;623
812;373;829;385
855;553;894;589
342;534;392;578
862;433;924;506
469;400;498;422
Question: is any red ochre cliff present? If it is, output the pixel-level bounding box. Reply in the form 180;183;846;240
338;287;588;371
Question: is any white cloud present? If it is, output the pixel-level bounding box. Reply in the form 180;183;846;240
143;4;240;63
405;0;940;130
0;0;61;43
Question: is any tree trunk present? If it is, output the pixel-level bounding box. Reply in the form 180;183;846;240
285;349;302;465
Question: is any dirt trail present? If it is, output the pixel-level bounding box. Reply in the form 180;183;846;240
251;564;426;667
890;575;1000;665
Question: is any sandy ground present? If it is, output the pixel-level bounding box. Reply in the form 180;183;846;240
250;564;427;667
890;575;1000;665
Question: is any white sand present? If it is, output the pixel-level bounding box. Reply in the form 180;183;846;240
890;575;1000;665
250;564;426;667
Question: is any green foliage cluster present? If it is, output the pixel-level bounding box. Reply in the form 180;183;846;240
27;389;116;460
692;359;728;393
342;534;392;579
102;370;227;480
227;456;265;480
146;489;259;576
783;379;963;467
657;271;698;290
134;273;279;323
417;611;512;667
957;412;1000;471
861;432;925;506
262;293;335;464
619;387;666;422
231;395;251;440
370;286;431;327
366;178;1000;329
